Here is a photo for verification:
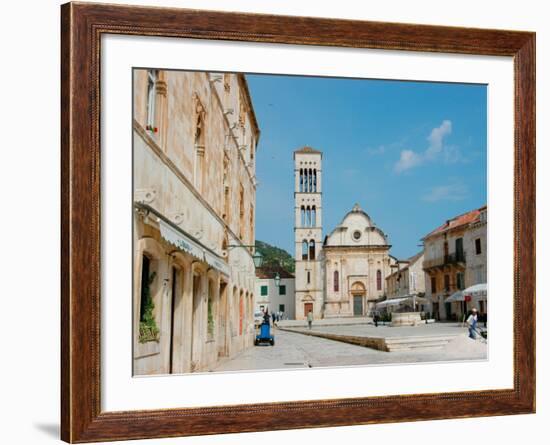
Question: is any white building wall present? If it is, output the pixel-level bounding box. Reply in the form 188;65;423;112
464;211;488;288
254;278;296;320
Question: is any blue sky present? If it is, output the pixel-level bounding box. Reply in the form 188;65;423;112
246;74;487;259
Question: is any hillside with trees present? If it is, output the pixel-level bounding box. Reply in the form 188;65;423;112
255;240;295;274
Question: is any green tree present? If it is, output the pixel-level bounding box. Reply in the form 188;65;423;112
255;240;295;274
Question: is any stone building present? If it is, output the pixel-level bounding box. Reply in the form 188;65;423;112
293;147;394;319
254;265;296;319
386;251;426;300
132;69;260;375
422;205;487;320
322;204;393;317
293;147;324;320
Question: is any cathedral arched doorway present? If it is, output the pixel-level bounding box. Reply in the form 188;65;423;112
350;282;366;316
302;295;314;318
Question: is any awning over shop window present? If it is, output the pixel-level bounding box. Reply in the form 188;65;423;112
139;203;231;277
159;219;204;261
204;249;231;277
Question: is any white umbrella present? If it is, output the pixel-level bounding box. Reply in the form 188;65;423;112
376;295;428;309
463;283;487;298
444;283;487;303
376;297;409;308
445;290;464;303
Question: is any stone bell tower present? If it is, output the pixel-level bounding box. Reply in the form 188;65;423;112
294;146;323;320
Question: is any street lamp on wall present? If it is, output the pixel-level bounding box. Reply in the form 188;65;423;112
253;251;264;268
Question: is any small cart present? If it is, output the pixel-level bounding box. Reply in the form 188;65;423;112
255;322;275;346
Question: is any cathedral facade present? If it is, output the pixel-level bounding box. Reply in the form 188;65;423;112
294;147;394;319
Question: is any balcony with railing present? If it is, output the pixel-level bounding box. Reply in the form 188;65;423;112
423;252;466;270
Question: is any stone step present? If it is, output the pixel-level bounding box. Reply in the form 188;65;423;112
384;335;457;351
386;341;450;352
385;335;457;345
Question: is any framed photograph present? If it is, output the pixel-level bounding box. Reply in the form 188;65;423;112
61;2;535;442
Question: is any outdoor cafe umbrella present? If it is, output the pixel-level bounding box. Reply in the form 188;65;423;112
376;295;428;309
463;283;487;299
444;283;487;303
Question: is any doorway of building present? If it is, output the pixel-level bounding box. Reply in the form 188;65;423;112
304;302;313;317
191;273;201;369
353;295;363;316
218;282;228;358
445;302;452;320
350;281;366;316
169;266;178;374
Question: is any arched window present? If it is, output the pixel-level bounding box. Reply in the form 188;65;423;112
376;269;382;291
299;169;303;192
309;168;313;192
302;240;308;260
306;206;311;226
311;206;316;227
309;240;316;260
313;169;317;192
193;94;206;193
301;206;305;226
334;270;339;292
146;69;158;128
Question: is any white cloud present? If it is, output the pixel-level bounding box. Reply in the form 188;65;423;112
394;150;422;173
394;119;456;173
426;120;452;159
422;183;468;202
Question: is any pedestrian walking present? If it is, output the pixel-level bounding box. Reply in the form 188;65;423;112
263;309;270;325
272;311;276;326
466;307;478;339
307;310;313;330
373;312;380;327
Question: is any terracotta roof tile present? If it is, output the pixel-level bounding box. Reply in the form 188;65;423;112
423;205;487;239
255;265;295;279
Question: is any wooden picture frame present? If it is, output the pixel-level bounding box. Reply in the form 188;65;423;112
61;2;535;442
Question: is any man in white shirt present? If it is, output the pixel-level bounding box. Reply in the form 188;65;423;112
466;307;478;339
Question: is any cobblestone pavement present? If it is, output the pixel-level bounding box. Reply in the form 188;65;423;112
210;327;487;373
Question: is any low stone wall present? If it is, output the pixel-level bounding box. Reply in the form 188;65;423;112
278;327;388;351
278;326;460;352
